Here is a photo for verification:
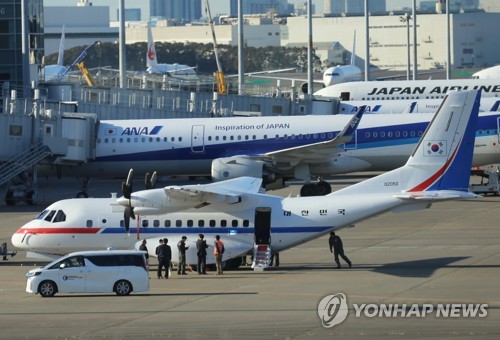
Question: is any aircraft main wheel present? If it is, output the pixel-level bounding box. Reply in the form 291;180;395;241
39;281;57;297
315;181;332;196
5;191;15;206
26;190;37;205
76;191;88;198
300;183;317;197
115;280;132;296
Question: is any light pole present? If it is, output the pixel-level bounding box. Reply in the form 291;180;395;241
400;13;412;80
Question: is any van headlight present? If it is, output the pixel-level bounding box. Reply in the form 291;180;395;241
26;272;42;278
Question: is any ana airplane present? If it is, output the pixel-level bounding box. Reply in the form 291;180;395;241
40;103;500;196
43;25;66;82
12;90;482;267
146;23;197;79
334;96;500;114
314;79;500;101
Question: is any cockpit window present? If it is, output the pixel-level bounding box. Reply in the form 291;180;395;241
35;210;49;220
44;210;56;222
53;210;66;223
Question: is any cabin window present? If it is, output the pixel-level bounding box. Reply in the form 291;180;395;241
403;131;408;137
209;219;216;227
373;132;378;138
215;136;219;141
243;220;250;227
141;137;146;142
198;220;205;227
365;132;371;138
387;131;393;138
112;138;116;143
164;220;171;227
101;219;107;224
176;220;182;227
187;220;193;227
142;220;149;228
313;134;318;139
232;220;238;227
86;220;93;228
208;136;212;141
134;138;138;143
395;131;401;137
153;220;160;227
380;132;385;138
164;137;168;142
237;135;241;140
221;220;227;227
179;137;182;142
410;131;416;137
263;134;268;139
230;136;234;141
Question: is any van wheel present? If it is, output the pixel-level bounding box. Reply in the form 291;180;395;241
114;280;132;296
39;281;57;297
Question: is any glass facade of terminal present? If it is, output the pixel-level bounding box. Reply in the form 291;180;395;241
0;0;44;94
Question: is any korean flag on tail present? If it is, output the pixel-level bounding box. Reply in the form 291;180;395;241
424;140;447;156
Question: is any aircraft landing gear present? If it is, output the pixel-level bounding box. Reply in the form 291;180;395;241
300;181;332;197
76;177;89;198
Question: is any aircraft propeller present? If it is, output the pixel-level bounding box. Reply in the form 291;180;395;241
121;169;135;232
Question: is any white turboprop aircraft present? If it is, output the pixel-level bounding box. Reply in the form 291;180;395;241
12;90;481;267
39;104;500;196
314;79;500;101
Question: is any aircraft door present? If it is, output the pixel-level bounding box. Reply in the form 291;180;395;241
254;207;271;245
191;125;205;153
497;117;500;144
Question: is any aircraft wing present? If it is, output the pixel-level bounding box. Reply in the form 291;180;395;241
261;106;365;161
164;177;263;204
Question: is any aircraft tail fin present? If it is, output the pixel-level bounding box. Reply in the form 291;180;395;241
335;90;480;197
146;22;158;69
57;25;65;66
350;30;356;67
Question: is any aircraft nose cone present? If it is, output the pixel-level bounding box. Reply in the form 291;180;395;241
117;197;129;206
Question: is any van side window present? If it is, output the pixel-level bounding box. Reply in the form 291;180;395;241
86;254;145;267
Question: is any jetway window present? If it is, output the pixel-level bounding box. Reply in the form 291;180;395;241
9;125;22;136
164;220;171;227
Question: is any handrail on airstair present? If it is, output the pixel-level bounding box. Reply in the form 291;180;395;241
0;142;51;186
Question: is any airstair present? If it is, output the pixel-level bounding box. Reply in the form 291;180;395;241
251;244;272;271
0;142;51;186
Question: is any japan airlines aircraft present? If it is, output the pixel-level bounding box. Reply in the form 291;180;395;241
12;90;482;266
40;103;500;196
314;79;500;101
145;23;196;78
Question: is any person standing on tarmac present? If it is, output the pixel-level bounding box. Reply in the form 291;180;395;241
155;239;167;279
177;236;189;275
329;231;352;269
214;235;225;275
196;234;208;274
163;238;172;279
139;239;149;265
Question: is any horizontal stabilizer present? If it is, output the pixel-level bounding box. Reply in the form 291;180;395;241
395;190;481;201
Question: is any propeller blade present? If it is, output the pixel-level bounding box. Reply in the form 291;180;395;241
145;172;151;189
122;169;134;199
150;171;157;188
123;206;136;232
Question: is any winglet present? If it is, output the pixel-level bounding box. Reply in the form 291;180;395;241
335;105;365;141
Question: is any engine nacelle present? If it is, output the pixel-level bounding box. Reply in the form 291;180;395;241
211;156;264;182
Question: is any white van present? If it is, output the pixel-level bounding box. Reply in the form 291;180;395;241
26;250;149;297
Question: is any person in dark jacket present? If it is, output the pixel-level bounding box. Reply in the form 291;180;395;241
196;234;208;274
139;239;149;264
155;238;172;279
177;236;189;275
328;231;352;269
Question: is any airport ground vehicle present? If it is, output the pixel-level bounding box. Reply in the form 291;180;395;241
470;166;500;195
26;250;149;297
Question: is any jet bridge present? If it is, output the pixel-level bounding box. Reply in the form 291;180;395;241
1;107;99;205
